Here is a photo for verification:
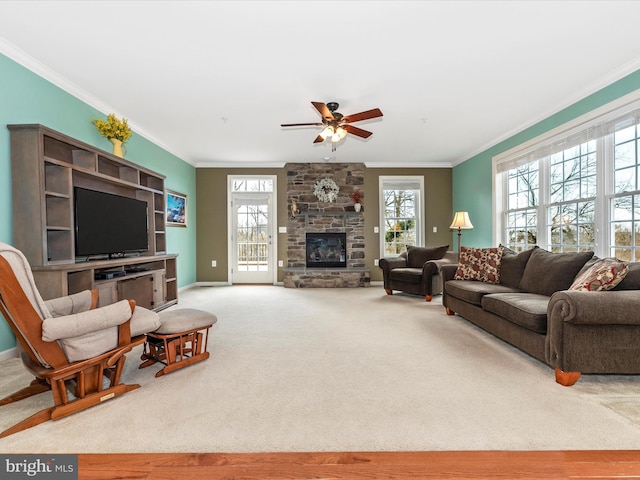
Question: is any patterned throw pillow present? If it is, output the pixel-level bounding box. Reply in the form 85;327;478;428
454;246;504;284
570;258;629;291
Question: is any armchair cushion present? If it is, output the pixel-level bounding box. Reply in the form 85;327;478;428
388;267;423;284
406;245;449;268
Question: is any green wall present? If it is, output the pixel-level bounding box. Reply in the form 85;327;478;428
453;69;640;247
0;53;196;353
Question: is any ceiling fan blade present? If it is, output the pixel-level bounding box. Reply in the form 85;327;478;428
343;108;383;123
311;101;335;121
313;135;325;144
344;124;373;139
281;122;324;127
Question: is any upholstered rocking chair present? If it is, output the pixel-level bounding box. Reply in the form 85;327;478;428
0;242;160;438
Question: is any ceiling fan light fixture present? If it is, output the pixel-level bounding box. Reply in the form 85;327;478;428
320;126;334;140
332;126;347;142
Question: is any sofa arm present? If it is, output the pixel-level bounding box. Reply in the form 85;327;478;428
548;290;640;326
440;264;458;283
425;255;457;273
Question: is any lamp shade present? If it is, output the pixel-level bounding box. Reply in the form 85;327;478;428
450;211;474;230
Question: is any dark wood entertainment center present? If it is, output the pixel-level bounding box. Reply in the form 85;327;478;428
9;124;178;311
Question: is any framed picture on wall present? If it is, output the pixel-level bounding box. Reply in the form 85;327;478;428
166;190;187;227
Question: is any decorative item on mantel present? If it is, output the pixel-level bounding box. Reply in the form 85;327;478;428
313;177;340;203
92;113;132;158
290;200;300;218
350;189;363;212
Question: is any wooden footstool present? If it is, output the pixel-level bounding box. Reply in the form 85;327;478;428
140;308;217;377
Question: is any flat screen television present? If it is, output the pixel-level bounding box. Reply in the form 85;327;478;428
74;187;149;259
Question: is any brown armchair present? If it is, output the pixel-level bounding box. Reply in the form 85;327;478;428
0;242;160;437
379;245;456;301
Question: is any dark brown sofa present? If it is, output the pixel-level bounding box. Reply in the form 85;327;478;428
379;245;456;301
442;246;640;385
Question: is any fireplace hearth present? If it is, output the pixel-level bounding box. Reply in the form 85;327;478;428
306;232;346;268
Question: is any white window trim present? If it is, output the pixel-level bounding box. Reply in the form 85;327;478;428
378;175;425;256
493;89;640;256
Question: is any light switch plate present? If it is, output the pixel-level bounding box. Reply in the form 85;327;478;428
278;226;287;233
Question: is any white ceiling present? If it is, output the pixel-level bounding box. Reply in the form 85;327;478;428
2;1;640;168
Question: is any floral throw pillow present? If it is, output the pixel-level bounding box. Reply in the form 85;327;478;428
570;258;629;291
454;246;504;284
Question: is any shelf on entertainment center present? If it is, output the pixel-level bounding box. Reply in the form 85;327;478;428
9;124;177;311
31;254;178;311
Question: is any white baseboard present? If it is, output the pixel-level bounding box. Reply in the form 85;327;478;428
0;347;18;362
191;281;232;287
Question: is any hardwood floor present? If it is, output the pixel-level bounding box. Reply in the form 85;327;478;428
78;450;640;479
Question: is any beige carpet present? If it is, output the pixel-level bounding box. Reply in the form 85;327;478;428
2;285;640;453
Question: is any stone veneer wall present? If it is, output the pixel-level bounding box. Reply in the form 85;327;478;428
285;163;369;287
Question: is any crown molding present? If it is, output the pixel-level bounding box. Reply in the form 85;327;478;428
0;38;197;167
452;54;640;167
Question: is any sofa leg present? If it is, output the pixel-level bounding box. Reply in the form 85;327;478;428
445;308;455;316
385;289;393;295
555;368;581;386
425;295;433;302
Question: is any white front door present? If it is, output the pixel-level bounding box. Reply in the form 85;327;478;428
231;193;274;284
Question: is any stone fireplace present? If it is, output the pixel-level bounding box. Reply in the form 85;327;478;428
283;162;370;288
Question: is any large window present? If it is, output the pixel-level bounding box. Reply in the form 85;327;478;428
380;176;424;255
496;98;640;261
612;124;640;261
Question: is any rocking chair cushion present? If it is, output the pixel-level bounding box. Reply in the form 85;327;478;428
130;306;161;337
42;300;132;341
44;290;94;317
42;300;133;362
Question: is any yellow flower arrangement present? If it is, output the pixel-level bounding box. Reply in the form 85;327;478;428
92;113;132;142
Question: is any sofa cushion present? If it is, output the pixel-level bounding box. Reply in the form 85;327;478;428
613;262;640;290
519;248;594;296
499;246;537;289
389;267;423;284
445;279;521;306
454;246;504;284
570;258;629;291
406;245;449;268
481;293;550;334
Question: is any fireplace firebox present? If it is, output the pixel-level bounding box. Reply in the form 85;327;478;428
306;232;346;268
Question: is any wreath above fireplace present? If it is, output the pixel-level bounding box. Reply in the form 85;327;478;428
313;177;339;203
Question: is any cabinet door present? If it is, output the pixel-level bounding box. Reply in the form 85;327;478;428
96;282;118;308
117;275;154;310
152;271;166;309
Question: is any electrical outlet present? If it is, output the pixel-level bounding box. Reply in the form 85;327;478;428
374;226;379;234
433;226;438;233
279;226;287;233
211;260;217;267
374;259;379;266
278;260;284;267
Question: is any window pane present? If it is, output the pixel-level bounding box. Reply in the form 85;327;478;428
615;167;636;192
615;125;635;144
615;141;635;169
382;184;420;255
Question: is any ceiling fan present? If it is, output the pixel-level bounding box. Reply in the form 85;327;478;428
281;101;383;151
